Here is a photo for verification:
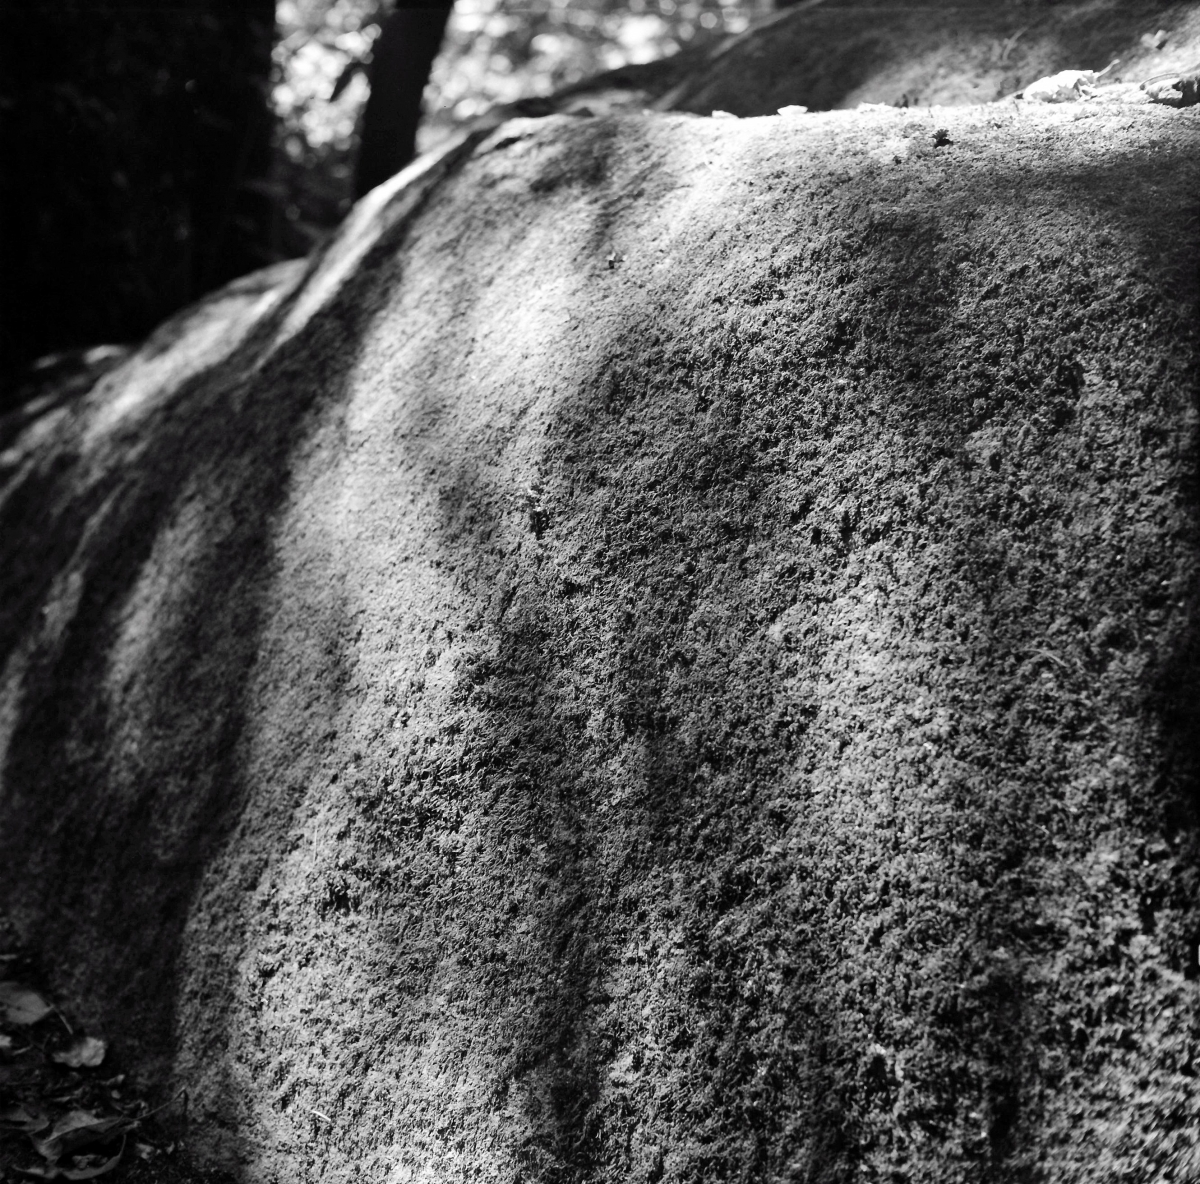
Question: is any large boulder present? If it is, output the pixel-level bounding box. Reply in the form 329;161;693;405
2;9;1200;1183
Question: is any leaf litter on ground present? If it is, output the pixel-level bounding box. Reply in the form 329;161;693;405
0;949;202;1182
16;1146;124;1180
0;983;54;1026
51;1040;106;1070
32;1110;134;1161
0;1103;50;1133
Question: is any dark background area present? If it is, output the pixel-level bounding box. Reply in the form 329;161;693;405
0;0;278;383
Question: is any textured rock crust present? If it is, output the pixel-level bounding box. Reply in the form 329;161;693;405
2;70;1200;1184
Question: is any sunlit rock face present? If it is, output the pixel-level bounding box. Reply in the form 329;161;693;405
2;56;1200;1184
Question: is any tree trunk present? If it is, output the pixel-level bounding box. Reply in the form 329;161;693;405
355;0;454;198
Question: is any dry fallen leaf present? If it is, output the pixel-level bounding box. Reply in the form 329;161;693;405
1023;69;1099;101
15;1148;124;1181
0;1102;50;1133
51;1038;107;1070
60;1151;124;1182
1022;60;1119;102
32;1111;132;1162
0;982;53;1026
1141;72;1200;106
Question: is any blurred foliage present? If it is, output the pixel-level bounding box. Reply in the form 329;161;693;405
266;0;382;253
427;0;775;140
268;0;773;249
0;0;276;382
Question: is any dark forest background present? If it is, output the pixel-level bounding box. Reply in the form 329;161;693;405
0;0;772;392
0;1;278;381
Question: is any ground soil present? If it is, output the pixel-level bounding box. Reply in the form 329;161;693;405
2;8;1200;1184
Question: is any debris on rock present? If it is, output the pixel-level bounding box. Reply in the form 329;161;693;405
1021;60;1118;101
1141;70;1200;105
